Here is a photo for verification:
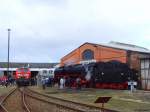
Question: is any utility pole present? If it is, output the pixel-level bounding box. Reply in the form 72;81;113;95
7;28;11;79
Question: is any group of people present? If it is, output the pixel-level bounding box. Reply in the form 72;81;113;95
59;77;82;90
40;76;86;90
0;78;16;87
41;77;55;89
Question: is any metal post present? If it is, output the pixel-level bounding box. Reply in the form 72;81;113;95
7;28;11;79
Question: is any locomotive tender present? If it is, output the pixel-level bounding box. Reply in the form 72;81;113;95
54;61;138;89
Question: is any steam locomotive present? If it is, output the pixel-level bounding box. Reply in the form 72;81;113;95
15;67;31;86
54;61;139;89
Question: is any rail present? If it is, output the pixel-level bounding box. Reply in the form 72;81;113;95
25;87;118;112
25;93;85;112
0;87;31;112
0;87;118;112
0;105;9;112
22;89;31;112
0;88;17;112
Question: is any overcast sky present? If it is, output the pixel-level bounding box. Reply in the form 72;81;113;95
0;0;150;63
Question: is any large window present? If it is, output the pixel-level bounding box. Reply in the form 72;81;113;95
82;49;94;60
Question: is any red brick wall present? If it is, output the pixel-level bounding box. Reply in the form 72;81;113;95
60;43;127;66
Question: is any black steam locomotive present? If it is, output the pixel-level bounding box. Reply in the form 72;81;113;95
54;61;139;89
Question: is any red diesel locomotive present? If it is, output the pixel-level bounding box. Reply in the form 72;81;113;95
15;67;31;86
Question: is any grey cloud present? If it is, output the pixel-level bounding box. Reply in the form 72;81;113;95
0;0;150;62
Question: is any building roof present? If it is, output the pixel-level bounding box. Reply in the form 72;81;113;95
102;41;150;53
0;62;58;68
84;42;150;53
62;41;150;60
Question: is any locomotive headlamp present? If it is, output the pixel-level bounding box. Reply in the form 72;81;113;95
101;72;104;75
121;73;124;75
24;74;29;77
18;74;21;76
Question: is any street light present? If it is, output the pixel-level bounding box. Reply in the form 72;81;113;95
7;28;11;79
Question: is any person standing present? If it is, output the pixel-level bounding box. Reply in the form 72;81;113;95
76;77;81;90
60;77;64;89
42;78;46;90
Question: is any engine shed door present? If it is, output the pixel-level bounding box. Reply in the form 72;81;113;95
140;59;150;90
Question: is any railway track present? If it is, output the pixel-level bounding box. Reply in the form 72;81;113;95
0;87;31;112
0;105;8;112
24;87;117;112
0;87;118;112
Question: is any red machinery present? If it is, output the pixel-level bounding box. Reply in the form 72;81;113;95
16;67;31;86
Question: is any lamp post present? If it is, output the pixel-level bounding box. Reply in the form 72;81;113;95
7;28;11;79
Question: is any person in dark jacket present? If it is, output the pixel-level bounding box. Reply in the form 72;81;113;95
76;77;81;90
42;78;46;90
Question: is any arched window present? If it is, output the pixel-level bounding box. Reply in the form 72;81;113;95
82;49;94;60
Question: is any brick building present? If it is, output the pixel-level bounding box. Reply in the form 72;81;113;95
60;42;150;90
